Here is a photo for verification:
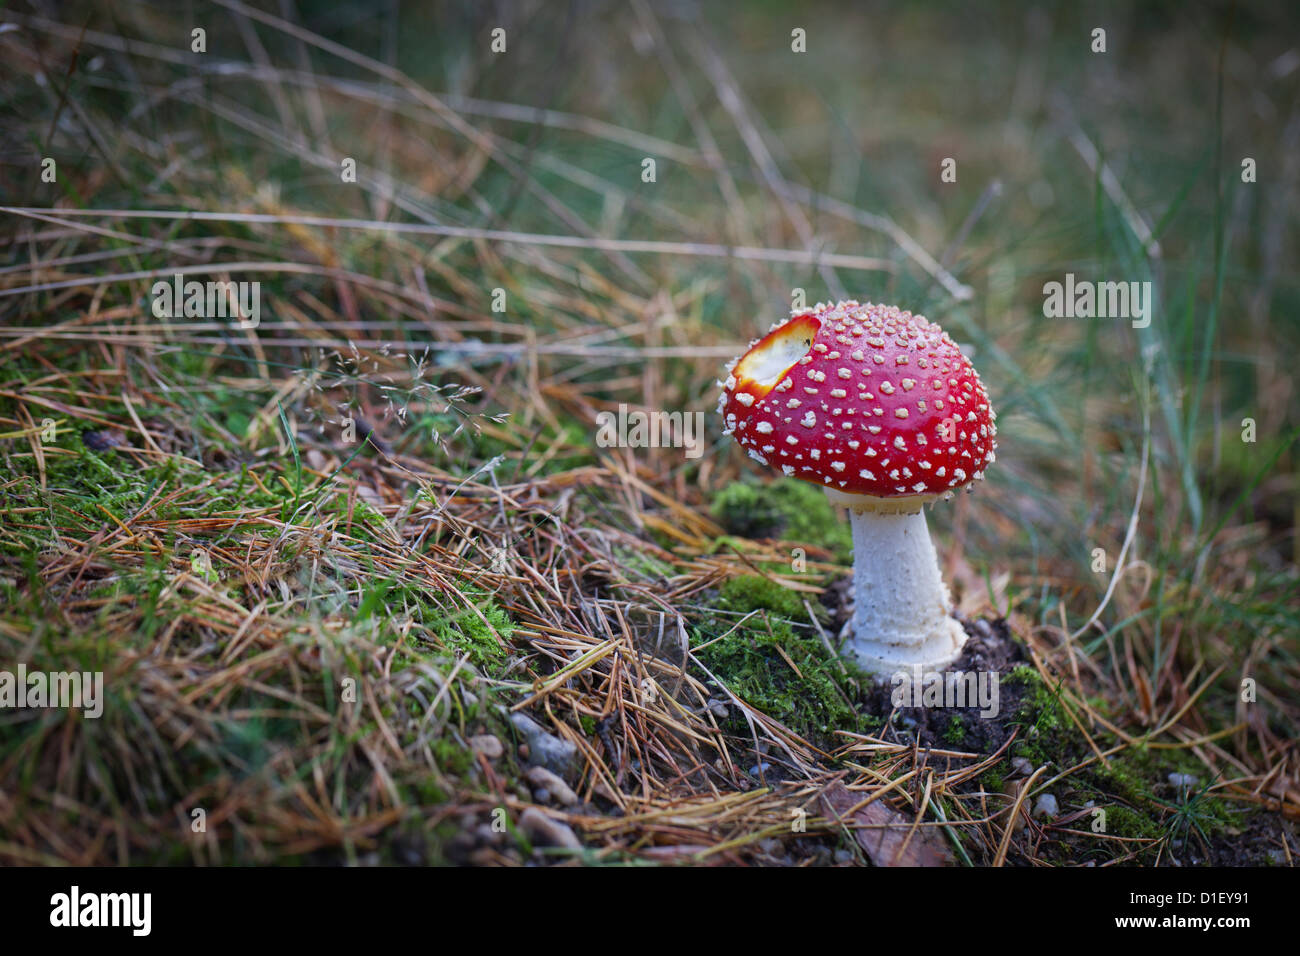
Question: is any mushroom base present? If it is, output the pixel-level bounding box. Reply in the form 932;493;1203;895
844;506;967;674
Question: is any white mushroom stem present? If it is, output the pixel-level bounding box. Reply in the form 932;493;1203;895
844;504;966;673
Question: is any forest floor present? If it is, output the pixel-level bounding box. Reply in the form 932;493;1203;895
1;1;1296;865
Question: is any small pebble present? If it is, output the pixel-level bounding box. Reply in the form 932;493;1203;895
519;807;582;851
1033;793;1059;819
510;713;579;780
525;766;579;806
469;734;504;760
1010;756;1035;777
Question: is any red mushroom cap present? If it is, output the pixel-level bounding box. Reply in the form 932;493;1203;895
719;301;997;501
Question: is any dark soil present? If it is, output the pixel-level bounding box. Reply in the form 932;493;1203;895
857;616;1029;756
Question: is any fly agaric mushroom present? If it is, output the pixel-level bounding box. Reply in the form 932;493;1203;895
718;301;997;673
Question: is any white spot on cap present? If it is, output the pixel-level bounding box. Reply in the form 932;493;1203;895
755;421;773;434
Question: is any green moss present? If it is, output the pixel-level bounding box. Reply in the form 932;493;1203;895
718;574;810;619
710;479;852;562
998;671;1242;851
1105;805;1162;840
1006;665;1070;764
429;592;514;673
692;613;860;746
943;714;967;744
432;736;474;776
1094;750;1158;806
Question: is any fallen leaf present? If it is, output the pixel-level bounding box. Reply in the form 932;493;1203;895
820;781;952;867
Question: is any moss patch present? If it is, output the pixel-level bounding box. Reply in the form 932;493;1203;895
1002;664;1242;862
718;574;811;619
428;591;515;674
692;579;862;748
710;479;852;562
